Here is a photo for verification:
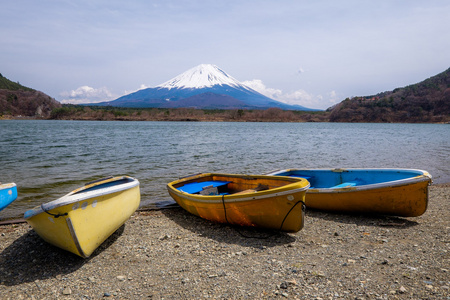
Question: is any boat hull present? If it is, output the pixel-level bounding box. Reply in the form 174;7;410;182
24;176;140;258
167;173;309;232
0;183;17;211
265;169;432;217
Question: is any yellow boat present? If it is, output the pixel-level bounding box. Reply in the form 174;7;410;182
24;176;140;258
265;168;432;217
167;173;310;232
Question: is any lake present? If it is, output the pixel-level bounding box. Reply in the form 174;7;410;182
0;120;449;220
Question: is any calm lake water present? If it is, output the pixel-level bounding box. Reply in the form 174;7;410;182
0;120;449;220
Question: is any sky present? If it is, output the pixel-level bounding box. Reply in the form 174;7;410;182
1;1;449;110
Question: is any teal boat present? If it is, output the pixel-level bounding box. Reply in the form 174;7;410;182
0;183;18;211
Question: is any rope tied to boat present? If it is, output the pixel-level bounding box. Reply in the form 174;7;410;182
43;211;68;218
278;200;305;231
41;205;68;218
221;194;229;224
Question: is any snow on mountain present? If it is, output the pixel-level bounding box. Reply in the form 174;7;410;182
156;64;245;90
92;64;316;111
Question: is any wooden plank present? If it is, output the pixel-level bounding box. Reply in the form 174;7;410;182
0;218;26;226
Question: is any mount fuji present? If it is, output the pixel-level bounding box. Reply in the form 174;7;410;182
94;64;314;110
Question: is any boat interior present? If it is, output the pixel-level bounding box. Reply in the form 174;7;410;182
174;175;294;196
73;177;136;195
273;169;425;189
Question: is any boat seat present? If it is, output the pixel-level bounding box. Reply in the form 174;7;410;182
233;189;258;195
330;182;358;189
178;181;231;194
199;185;219;195
233;183;269;195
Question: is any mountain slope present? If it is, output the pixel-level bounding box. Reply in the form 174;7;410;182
95;64;315;111
328;67;450;123
0;73;61;118
0;74;34;91
163;92;248;109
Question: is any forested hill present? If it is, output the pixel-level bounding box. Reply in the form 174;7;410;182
0;73;61;118
328;67;450;123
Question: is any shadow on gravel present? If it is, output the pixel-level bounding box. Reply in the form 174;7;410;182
307;209;420;228
161;207;296;248
0;225;125;286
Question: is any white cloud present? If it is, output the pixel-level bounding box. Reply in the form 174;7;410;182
59;84;152;104
242;79;283;99
242;79;339;110
59;86;117;104
124;84;150;95
327;91;339;106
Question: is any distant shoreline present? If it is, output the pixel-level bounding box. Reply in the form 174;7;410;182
2;114;449;124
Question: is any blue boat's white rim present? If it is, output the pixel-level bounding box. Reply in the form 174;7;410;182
0;182;17;190
24;176;139;219
310;176;431;193
264;168;432;193
265;168;431;176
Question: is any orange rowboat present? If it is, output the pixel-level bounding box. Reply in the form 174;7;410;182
167;173;309;232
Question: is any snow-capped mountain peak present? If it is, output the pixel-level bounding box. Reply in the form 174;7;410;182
92;63;315;111
157;64;244;90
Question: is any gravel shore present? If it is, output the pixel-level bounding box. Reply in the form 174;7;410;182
1;184;449;299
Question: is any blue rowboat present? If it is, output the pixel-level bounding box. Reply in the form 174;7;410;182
264;168;432;217
0;183;18;211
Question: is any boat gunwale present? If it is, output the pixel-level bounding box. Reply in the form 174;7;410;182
167;173;310;203
265;168;432;193
0;182;17;190
24;176;140;219
309;175;431;193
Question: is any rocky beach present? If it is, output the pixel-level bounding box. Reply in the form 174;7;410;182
1;184;449;299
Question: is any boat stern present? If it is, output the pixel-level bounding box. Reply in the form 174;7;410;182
0;183;18;211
